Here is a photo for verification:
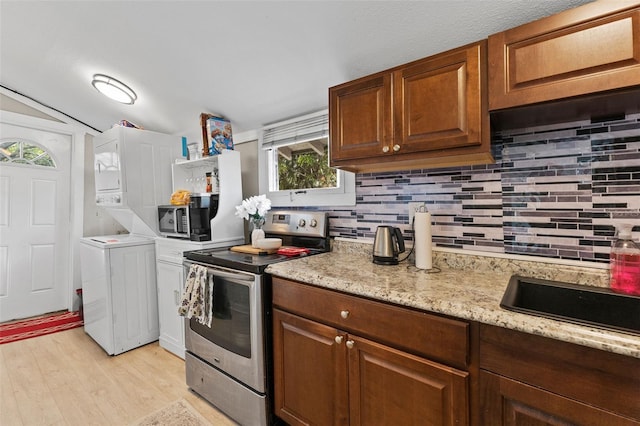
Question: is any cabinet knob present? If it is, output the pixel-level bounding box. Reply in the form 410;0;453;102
382;146;390;153
334;336;344;345
346;340;355;349
393;144;400;152
340;310;350;319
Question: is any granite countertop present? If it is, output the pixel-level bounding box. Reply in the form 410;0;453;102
266;240;640;359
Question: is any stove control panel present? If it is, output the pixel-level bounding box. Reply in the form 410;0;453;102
263;211;328;238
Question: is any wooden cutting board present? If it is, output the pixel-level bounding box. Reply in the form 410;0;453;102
230;245;279;255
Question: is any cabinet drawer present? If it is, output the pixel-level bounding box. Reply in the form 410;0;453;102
272;277;469;369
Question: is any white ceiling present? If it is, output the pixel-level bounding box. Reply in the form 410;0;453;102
1;0;594;139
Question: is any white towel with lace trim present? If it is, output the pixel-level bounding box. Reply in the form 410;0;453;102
178;264;213;327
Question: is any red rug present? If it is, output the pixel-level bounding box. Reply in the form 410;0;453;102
0;311;83;345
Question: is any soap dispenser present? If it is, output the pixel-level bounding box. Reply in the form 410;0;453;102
610;223;640;295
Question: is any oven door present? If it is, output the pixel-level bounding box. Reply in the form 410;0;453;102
183;260;266;393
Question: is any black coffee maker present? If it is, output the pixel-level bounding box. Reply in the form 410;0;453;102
189;193;219;241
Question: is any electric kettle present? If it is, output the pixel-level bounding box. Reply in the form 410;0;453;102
372;226;406;265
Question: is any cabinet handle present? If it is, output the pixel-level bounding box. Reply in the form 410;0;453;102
334;336;344;345
346;340;355;349
340;310;350;319
174;290;180;305
382;146;390;153
393;144;400;152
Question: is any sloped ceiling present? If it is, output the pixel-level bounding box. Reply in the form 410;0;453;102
0;0;593;138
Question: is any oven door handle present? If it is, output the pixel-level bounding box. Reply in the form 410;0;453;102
184;261;255;282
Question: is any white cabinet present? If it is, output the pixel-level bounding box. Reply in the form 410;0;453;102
93;126;181;236
155;237;231;358
156;260;185;358
155;237;191;358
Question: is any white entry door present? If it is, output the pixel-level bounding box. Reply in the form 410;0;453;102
0;122;71;322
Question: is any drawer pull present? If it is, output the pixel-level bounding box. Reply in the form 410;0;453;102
334;336;344;345
346;340;355;349
340;310;350;319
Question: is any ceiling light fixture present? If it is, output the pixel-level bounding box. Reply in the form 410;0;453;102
91;74;137;105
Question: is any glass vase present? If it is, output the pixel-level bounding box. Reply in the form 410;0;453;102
251;217;265;248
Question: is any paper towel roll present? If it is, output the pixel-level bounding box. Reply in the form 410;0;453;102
414;211;432;269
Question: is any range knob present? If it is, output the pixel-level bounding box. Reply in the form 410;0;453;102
310;219;318;228
298;219;306;227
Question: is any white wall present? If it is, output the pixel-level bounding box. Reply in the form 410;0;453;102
0;93;63;122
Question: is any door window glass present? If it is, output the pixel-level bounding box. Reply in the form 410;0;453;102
0;139;56;167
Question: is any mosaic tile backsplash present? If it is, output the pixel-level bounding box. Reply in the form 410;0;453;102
323;112;640;264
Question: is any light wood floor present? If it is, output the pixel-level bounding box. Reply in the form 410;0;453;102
0;327;237;425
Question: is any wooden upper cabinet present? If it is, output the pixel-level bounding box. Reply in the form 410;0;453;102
489;0;640;110
329;73;392;162
329;41;492;173
396;46;483;154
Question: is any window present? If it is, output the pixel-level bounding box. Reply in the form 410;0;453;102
0;139;56;167
259;110;355;207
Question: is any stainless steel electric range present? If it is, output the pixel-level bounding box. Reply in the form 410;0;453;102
182;210;329;426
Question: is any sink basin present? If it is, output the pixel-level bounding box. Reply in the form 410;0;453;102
500;275;640;335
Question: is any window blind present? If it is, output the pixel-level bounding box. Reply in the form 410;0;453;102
261;110;328;150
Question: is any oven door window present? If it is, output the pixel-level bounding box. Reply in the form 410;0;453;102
189;274;252;358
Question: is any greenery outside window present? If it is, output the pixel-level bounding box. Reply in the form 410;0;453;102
259;110;355;207
0;139;56;167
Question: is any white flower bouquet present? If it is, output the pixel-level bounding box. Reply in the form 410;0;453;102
236;195;272;247
235;194;272;223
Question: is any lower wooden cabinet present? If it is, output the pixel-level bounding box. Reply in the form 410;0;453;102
272;309;349;426
348;333;468;426
480;371;639;426
479;324;640;425
272;277;470;426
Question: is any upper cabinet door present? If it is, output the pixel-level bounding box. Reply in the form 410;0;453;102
396;43;484;154
488;1;640;110
329;73;392;163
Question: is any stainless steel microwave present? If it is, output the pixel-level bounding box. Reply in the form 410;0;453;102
158;205;190;239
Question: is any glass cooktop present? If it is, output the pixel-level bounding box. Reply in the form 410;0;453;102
184;247;324;274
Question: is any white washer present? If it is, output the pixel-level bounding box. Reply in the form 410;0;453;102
80;234;159;355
